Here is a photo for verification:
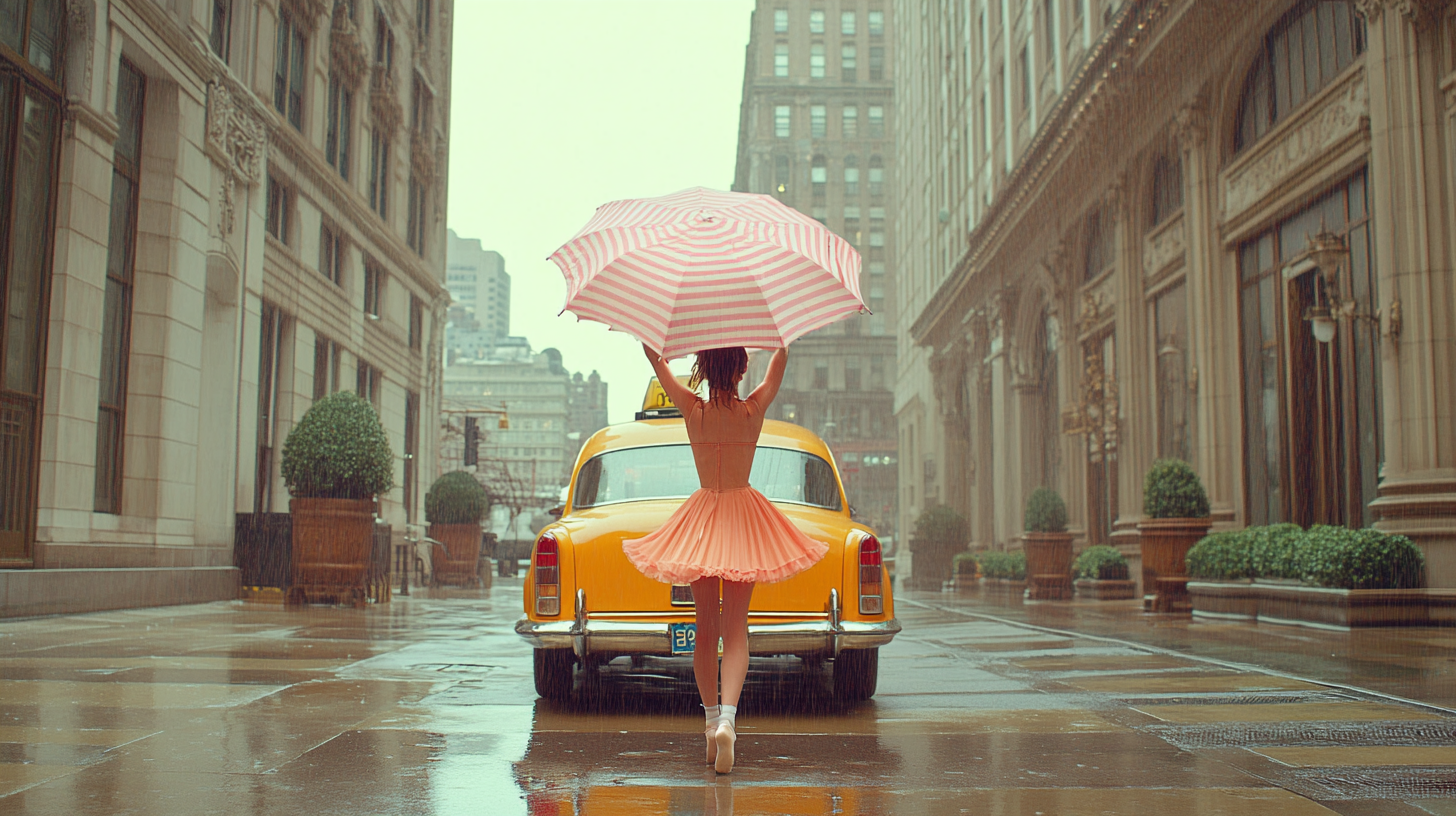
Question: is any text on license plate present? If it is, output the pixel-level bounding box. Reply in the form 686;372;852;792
669;623;696;654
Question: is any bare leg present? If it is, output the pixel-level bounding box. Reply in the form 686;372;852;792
690;576;722;708
718;580;755;707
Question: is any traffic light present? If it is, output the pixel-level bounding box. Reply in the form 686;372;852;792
463;417;478;466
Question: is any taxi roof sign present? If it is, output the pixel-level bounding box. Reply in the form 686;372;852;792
637;376;694;420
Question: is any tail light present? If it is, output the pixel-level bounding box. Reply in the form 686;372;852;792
534;533;560;616
858;534;883;614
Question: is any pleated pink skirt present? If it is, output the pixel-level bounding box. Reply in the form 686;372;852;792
622;487;829;585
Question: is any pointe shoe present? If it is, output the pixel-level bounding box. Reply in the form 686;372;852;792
706;724;718;765
713;720;736;774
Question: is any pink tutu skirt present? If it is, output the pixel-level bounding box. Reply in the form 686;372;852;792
622;487;829;585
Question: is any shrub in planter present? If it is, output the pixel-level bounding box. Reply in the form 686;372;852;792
280;392;393;604
1186;530;1256;581
911;505;968;588
1143;459;1210;520
426;471;490;525
952;550;980;576
1298;525;1425;590
1247;523;1306;580
1074;545;1130;581
976;550;1026;581
1024;488;1068;533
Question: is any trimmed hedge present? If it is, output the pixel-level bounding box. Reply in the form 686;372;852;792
425;471;490;525
1024;488;1068;533
1073;545;1129;581
281;391;394;499
1185;524;1425;590
1143;458;1210;519
915;505;967;550
976;550;1027;581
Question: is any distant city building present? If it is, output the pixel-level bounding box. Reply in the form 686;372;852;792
446;229;510;338
734;0;899;542
567;371;610;468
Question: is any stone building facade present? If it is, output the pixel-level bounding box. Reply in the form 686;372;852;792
0;0;452;616
896;0;1456;588
734;0;900;543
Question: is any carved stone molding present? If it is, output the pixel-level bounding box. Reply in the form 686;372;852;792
370;64;403;135
66;0;94;101
206;79;268;185
1224;69;1369;218
1174;100;1207;152
1354;0;1444;22
220;175;238;237
330;2;370;89
283;0;330;32
411;130;436;181
1143;213;1186;279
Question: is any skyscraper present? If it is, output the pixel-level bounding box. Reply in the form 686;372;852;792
446;229;511;339
733;0;899;542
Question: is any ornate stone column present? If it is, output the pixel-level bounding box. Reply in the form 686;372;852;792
930;339;973;528
988;286;1021;547
1177;99;1241;526
1108;177;1151;551
1361;0;1456;587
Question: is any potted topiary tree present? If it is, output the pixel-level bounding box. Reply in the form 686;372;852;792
910;505;967;589
1137;458;1211;613
281;392;394;605
1022;487;1073;600
426;471;491;588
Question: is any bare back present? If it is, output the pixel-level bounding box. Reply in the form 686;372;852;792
684;396;766;490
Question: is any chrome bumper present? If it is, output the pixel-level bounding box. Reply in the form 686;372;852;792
514;615;901;657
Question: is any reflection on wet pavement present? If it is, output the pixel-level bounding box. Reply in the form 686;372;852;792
0;583;1453;814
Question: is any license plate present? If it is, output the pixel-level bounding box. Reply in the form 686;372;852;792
669;623;696;655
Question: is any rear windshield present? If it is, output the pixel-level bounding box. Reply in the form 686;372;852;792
572;444;842;511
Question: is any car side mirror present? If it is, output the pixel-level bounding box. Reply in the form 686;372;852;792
549;505;564;518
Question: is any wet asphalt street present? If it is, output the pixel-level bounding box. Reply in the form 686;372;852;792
1;579;1454;815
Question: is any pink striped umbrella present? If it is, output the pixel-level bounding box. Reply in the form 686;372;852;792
549;187;866;359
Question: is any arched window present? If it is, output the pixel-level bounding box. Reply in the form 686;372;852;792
844;154;859;196
1235;1;1365;153
1150;153;1182;227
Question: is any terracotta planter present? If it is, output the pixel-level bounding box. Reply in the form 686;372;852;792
1022;532;1073;600
289;497;376;605
1073;578;1137;600
429;522;484;587
1136;517;1211;612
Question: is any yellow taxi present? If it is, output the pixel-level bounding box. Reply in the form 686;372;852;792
514;378;900;702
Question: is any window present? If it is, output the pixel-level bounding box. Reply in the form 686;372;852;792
255;302;288;514
364;260;383;317
774;8;788;33
773;153;791;196
774;104;791;137
313;335;341;400
869;206;885;222
1019;45;1032;113
811;155;827;197
844;154;860;196
369;129;390;216
842;11;856;35
266;175;290;244
1043;0;1057;57
868;230;884;248
810;43;826;78
869;46;885;80
356;360;381;407
810;9;825;33
273;11;305;129
813;362;829;389
868;155;884;196
407;175;427;256
211;0;232;61
845;357;861;390
1083;208;1112;282
416;0;432;45
326;75;353;180
842;105;859;138
95;60;145;514
844;205;860;244
812;205;827;224
404;390;419;522
868;105;884;137
870;357;885;389
868;10;884;36
320;223;345;285
1236;1;1364;152
1150;153;1183;226
411;75;433;134
842;44;857;81
375;12;396;72
409;295;423;350
810;104;826;137
0;0;61;77
774;43;789;77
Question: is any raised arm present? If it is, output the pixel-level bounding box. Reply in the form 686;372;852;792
746;347;789;410
642;343;699;410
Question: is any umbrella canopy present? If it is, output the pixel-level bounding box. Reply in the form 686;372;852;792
550;187;866;359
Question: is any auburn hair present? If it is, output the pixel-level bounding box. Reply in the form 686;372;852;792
688;347;748;402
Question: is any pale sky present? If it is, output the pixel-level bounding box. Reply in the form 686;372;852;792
446;0;756;424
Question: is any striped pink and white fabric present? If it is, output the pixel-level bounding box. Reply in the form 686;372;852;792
550;187;866;359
